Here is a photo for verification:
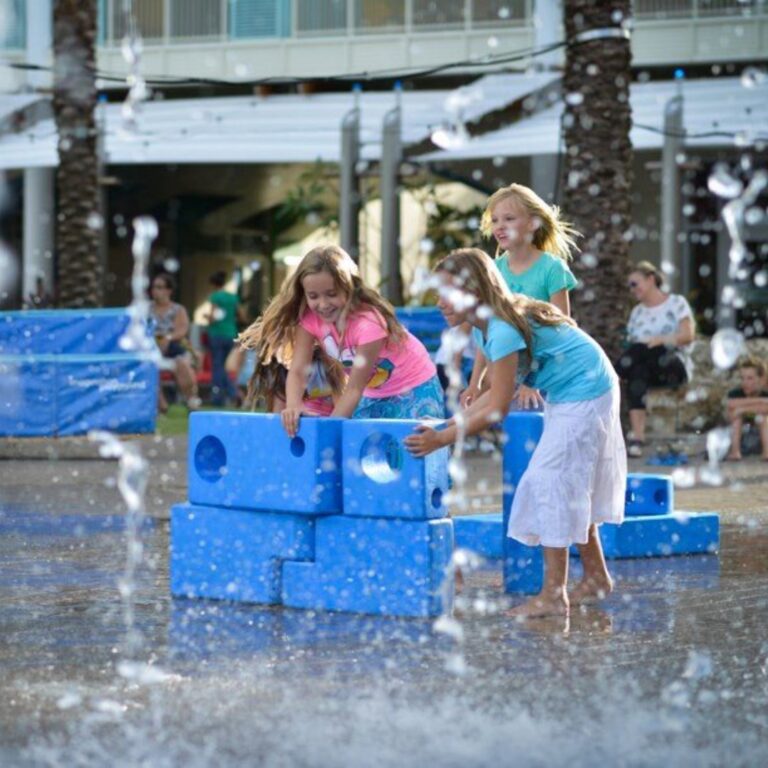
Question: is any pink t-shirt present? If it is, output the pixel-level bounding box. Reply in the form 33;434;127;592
300;308;436;399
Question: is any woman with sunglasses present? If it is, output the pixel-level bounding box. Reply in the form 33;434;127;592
615;261;695;457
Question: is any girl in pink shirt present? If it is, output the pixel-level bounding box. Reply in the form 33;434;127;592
241;244;443;436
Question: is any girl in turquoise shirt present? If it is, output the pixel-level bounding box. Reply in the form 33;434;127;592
406;248;627;619
463;184;579;410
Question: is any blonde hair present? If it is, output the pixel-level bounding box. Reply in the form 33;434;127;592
480;184;580;262
631;260;664;288
434;248;573;358
238;243;405;366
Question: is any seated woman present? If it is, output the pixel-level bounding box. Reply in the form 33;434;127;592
615;261;695;458
149;273;200;413
725;357;768;461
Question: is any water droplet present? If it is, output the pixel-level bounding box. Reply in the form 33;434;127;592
163;258;180;273
565;92;584;106
744;206;765;225
431;124;469;150
498;6;511;20
740;66;766;88
710;328;745;369
707;164;743;199
87;212;104;230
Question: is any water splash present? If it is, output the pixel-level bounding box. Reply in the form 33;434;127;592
120;0;151;134
710;328;746;369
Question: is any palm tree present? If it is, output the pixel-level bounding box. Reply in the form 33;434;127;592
52;0;102;307
561;0;633;363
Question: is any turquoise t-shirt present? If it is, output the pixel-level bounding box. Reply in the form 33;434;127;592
208;290;239;340
494;252;577;301
472;316;615;404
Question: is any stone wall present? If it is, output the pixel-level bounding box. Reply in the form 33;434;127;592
645;338;768;436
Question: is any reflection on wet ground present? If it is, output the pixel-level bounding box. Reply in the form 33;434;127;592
1;502;766;767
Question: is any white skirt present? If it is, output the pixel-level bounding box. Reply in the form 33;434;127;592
507;382;627;548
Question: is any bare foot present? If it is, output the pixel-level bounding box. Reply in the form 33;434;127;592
509;592;569;618
724;453;742;462
569;577;613;606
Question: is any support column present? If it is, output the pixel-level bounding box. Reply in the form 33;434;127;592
339;87;361;262
22;0;54;304
661;91;684;294
380;89;402;304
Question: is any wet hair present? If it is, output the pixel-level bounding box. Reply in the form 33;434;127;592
434;248;574;359
739;356;766;378
238;244;405;363
151;273;176;292
480;184;580;262
631;261;664;289
209;270;227;288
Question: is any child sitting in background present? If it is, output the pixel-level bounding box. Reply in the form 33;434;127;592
725;357;768;461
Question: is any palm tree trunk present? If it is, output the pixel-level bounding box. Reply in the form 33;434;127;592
561;0;633;364
52;0;103;308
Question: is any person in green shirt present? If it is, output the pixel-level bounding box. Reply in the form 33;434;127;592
461;183;580;410
206;270;241;406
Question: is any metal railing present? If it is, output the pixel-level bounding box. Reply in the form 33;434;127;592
87;0;766;46
634;0;766;18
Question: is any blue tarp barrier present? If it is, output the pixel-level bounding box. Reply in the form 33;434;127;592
0;356;57;437
0;309;149;356
0;354;158;437
56;355;158;436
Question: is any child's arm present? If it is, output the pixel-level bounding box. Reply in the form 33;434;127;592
460;347;488;407
330;339;386;418
281;327;315;437
726;396;768;418
405;353;518;456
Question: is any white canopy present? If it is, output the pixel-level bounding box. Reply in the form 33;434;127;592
0;72;558;169
418;76;768;161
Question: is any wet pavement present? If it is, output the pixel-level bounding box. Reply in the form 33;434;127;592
1;435;767;767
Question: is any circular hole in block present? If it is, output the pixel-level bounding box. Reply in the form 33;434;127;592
360;432;402;484
653;488;667;507
290;436;306;458
431;487;443;509
194;435;227;483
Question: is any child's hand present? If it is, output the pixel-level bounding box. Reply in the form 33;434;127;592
281;407;302;438
404;424;447;457
514;385;544;410
459;386;480;409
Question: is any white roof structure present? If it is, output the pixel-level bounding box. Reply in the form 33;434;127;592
0;72;558;170
418;76;768;161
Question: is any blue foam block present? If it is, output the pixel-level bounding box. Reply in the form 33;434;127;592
453;514;504;559
56;355;158;436
599;511;719;559
625;473;674;516
341;419;449;519
188;412;343;514
281;515;454;617
502;412;545;595
0;356;57;436
170;503;315;603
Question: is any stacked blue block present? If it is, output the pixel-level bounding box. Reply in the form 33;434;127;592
173;413;454;617
171;503;314;603
188;413;343;514
453;514;504;560
502;412;545;595
394;307;447;355
341;419;449;519
0;309;157;436
282;515;453;617
625;473;674;516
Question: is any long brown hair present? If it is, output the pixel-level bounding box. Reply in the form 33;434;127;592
238;244;404;361
434;248;574;358
480;184;580;262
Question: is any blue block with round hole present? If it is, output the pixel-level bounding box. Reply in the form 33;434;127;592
281;515;454;617
341;419;449;520
188;412;343;514
625;473;674;517
170;503;315;604
502;412;545;595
